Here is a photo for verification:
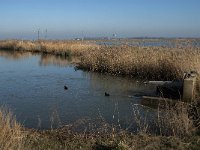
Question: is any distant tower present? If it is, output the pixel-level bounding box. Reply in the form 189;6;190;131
81;31;84;41
45;29;47;40
37;28;40;40
33;28;40;41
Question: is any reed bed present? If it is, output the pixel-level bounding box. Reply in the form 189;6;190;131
0;40;99;56
39;40;99;56
1;39;200;80
79;46;200;80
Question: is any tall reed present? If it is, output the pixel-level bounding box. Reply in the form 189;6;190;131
80;46;200;80
0;107;24;150
0;40;99;56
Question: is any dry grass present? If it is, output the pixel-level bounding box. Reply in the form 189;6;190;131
79;45;200;80
25;102;200;150
39;40;99;56
156;103;195;137
1;39;200;80
132;102;197;137
0;104;199;149
0;40;99;56
0;107;24;150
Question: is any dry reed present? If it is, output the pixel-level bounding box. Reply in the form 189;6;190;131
156;102;195;137
0;40;99;56
0;107;24;150
0;105;199;149
1;39;200;80
79;45;200;80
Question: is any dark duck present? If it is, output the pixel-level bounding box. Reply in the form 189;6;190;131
64;85;68;90
105;92;110;96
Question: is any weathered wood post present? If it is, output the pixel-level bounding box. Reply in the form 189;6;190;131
182;73;197;102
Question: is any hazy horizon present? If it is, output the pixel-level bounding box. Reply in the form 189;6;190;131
0;0;200;40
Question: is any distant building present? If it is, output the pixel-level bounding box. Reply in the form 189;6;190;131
82;37;109;40
74;38;81;41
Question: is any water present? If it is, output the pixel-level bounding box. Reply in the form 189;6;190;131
96;39;200;47
0;50;156;129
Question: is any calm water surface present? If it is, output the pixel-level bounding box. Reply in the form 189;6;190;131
0;50;156;129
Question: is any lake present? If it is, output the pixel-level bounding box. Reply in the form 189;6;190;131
96;39;200;47
0;50;156;129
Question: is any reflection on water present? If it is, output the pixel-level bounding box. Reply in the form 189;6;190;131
0;49;79;67
0;49;32;60
0;50;156;129
39;54;80;67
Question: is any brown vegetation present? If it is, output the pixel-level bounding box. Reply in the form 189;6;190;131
1;39;200;80
0;102;200;149
79;46;200;80
1;39;200;149
0;107;23;150
0;40;99;56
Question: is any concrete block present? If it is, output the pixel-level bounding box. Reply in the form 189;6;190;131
182;76;196;102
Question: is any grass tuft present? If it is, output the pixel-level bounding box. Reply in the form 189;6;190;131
0;107;24;150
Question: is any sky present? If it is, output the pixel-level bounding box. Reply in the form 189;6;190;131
0;0;200;39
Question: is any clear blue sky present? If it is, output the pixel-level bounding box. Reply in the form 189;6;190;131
0;0;200;39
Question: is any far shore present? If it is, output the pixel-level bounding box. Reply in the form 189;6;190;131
1;39;200;80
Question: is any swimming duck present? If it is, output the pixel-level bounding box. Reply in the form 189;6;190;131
64;85;68;90
105;92;110;96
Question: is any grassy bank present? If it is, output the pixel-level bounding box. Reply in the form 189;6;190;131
1;39;200;80
0;40;99;56
1;103;200;150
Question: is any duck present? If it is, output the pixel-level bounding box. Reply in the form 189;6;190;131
64;85;68;90
105;92;110;97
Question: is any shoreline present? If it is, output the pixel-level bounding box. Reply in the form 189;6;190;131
1;39;200;149
1;39;200;81
1;103;200;149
